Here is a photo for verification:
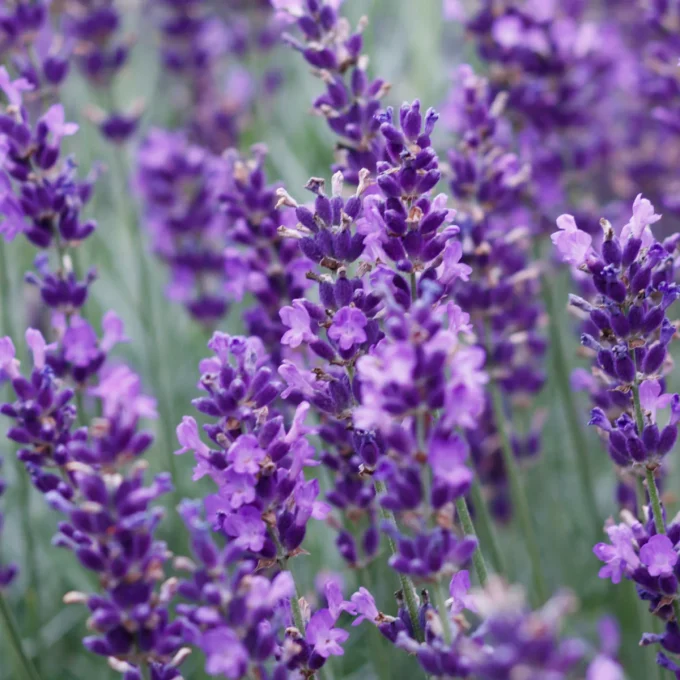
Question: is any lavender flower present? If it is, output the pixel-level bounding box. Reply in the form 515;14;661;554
1;1;70;92
596;510;680;656
220;146;309;360
351;573;621;679
174;332;326;563
0;55;188;678
0;327;187;677
443;65;546;521
555;198;679;471
135;128;230;325
274;104;478;566
64;1;140;143
280;0;389;182
174;500;355;678
0;72;97;309
465;0;618;221
151;0;261;152
555;196;680;674
173;331;363;676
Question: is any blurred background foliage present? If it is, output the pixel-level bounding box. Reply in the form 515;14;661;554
0;0;670;677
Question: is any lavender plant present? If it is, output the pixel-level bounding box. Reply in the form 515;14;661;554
1;1;680;678
553;194;680;676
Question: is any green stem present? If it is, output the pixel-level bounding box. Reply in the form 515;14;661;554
431;581;452;645
269;528;306;634
489;380;547;603
374;479;424;642
455;496;489;586
469;481;505;576
645;467;667;538
290;580;306;635
635;476;646;524
542;276;600;532
0;591;41;680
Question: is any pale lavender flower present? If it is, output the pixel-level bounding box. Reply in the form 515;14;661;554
551;214;593;266
280;300;316;348
593;523;640;583
639;535;678;577
448;570;476;615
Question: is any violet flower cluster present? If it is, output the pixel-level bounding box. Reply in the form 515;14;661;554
280;0;390;182
272;97;483;572
601;0;680;219
220;146;309;361
135;127;231;325
174;331;355;676
445;64;545;521
1;1;70;94
63;0;142;143
464;0;618;222
151;0;275;154
138;1;298;328
0;58;186;679
350;571;621;679
554;197;679;474
553;195;680;674
0;331;187;679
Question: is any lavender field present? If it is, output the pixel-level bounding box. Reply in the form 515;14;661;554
1;1;679;678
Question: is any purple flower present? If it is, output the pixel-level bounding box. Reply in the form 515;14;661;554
294;478;331;524
622;193;661;241
350;588;379;626
638;380;675;424
0;175;28;241
201;627;249;678
40;104;78;144
593;523;640;584
0;66;32;106
175;416;213;475
306;609;349;658
328;306;368;351
25;328;51;370
640;535;678;577
551;214;593;266
325;580;356;620
0;336;19;380
280;300;315;348
448;570;476;615
89;365;157;421
220;471;257;509
222;505;266;552
227;435;266;475
429;433;472;494
62;319;99;367
587;656;624;680
436;240;471;285
100;310;129;352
